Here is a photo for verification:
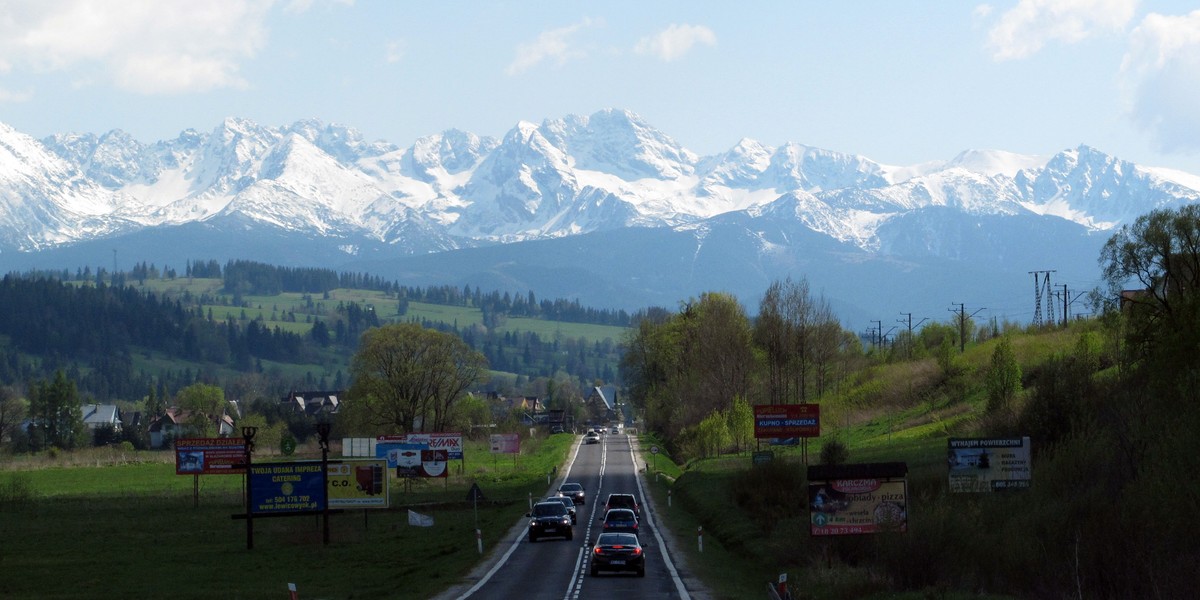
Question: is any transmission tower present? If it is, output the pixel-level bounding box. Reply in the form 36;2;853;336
1029;270;1056;326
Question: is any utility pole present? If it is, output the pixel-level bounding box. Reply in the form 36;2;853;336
870;320;882;352
1056;284;1069;326
950;303;986;353
898;312;928;360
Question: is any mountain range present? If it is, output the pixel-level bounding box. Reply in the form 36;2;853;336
1;108;1198;328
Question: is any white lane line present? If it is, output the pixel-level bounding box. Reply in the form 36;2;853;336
569;433;608;598
457;436;588;600
630;436;690;599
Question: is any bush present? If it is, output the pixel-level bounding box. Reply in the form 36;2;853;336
818;438;849;465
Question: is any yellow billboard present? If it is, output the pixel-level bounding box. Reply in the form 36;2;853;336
326;460;389;508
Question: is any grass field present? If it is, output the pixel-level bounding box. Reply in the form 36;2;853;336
0;435;576;600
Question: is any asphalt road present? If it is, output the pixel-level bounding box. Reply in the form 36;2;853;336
434;432;707;600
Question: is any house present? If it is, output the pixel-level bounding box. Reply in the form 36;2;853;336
148;407;236;449
282;391;343;416
81;404;122;433
585;385;620;423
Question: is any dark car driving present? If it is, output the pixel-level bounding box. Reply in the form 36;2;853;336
527;501;574;542
604;492;639;516
601;508;640;536
545;495;577;524
558;482;586;505
590;532;645;577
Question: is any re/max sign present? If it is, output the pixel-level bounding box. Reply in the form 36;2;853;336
754;404;820;439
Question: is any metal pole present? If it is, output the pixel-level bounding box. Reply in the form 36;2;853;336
242;426;257;550
317;423;331;545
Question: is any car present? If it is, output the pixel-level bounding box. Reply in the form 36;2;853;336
550;425;565;434
545;495;577;524
590;532;645;577
601;508;640;536
584;431;600;444
610;425;620;434
527;501;574;542
558;482;586;505
604;492;640;517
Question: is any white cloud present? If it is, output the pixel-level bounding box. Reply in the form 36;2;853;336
983;0;1136;60
506;19;596;75
0;0;275;94
0;86;33;102
385;40;405;64
634;24;716;62
1122;10;1200;153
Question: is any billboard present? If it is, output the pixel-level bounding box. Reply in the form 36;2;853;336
489;433;520;454
175;437;247;475
326;460;389;508
808;463;907;536
947;437;1032;492
376;433;463;460
248;461;326;514
754;404;820;439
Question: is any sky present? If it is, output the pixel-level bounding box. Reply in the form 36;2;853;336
1;0;1199;175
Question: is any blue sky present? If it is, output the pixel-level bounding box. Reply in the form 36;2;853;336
1;0;1199;175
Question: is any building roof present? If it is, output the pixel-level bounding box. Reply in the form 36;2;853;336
283;391;343;415
81;404;121;428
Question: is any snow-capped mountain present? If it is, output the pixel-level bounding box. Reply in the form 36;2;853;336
4;108;1198;322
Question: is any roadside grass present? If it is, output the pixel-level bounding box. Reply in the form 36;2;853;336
0;433;576;600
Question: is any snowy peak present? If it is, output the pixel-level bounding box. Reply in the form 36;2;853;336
543;109;697;180
0;111;1197;259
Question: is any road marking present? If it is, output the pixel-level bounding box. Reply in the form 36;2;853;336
630;436;691;599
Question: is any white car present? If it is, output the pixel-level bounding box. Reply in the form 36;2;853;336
584;432;601;444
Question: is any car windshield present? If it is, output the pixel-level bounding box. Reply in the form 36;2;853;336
533;503;565;516
598;533;639;546
560;484;582;492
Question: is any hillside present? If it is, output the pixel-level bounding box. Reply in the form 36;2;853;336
641;317;1197;599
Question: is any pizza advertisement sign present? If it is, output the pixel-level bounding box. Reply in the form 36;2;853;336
807;462;908;536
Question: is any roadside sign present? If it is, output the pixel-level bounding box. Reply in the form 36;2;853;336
327;460;388;508
808;462;908;536
175;437;246;475
948;437;1032;492
249;461;325;514
754;404;820;439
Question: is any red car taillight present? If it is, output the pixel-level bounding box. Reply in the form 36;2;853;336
632;547;642;556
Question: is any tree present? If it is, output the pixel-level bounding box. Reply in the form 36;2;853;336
346;323;488;434
755;277;839;404
985;336;1022;414
176;383;226;437
726;395;754;454
620;294;754;440
0;386;26;447
1099;204;1200;369
27;371;87;450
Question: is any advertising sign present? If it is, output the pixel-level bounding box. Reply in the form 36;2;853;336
489;433;520;454
376;433;464;460
947;437;1032;492
326;460;389;508
249;461;326;514
808;463;908;536
420;449;449;477
754;404;820;439
175;437;247;475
